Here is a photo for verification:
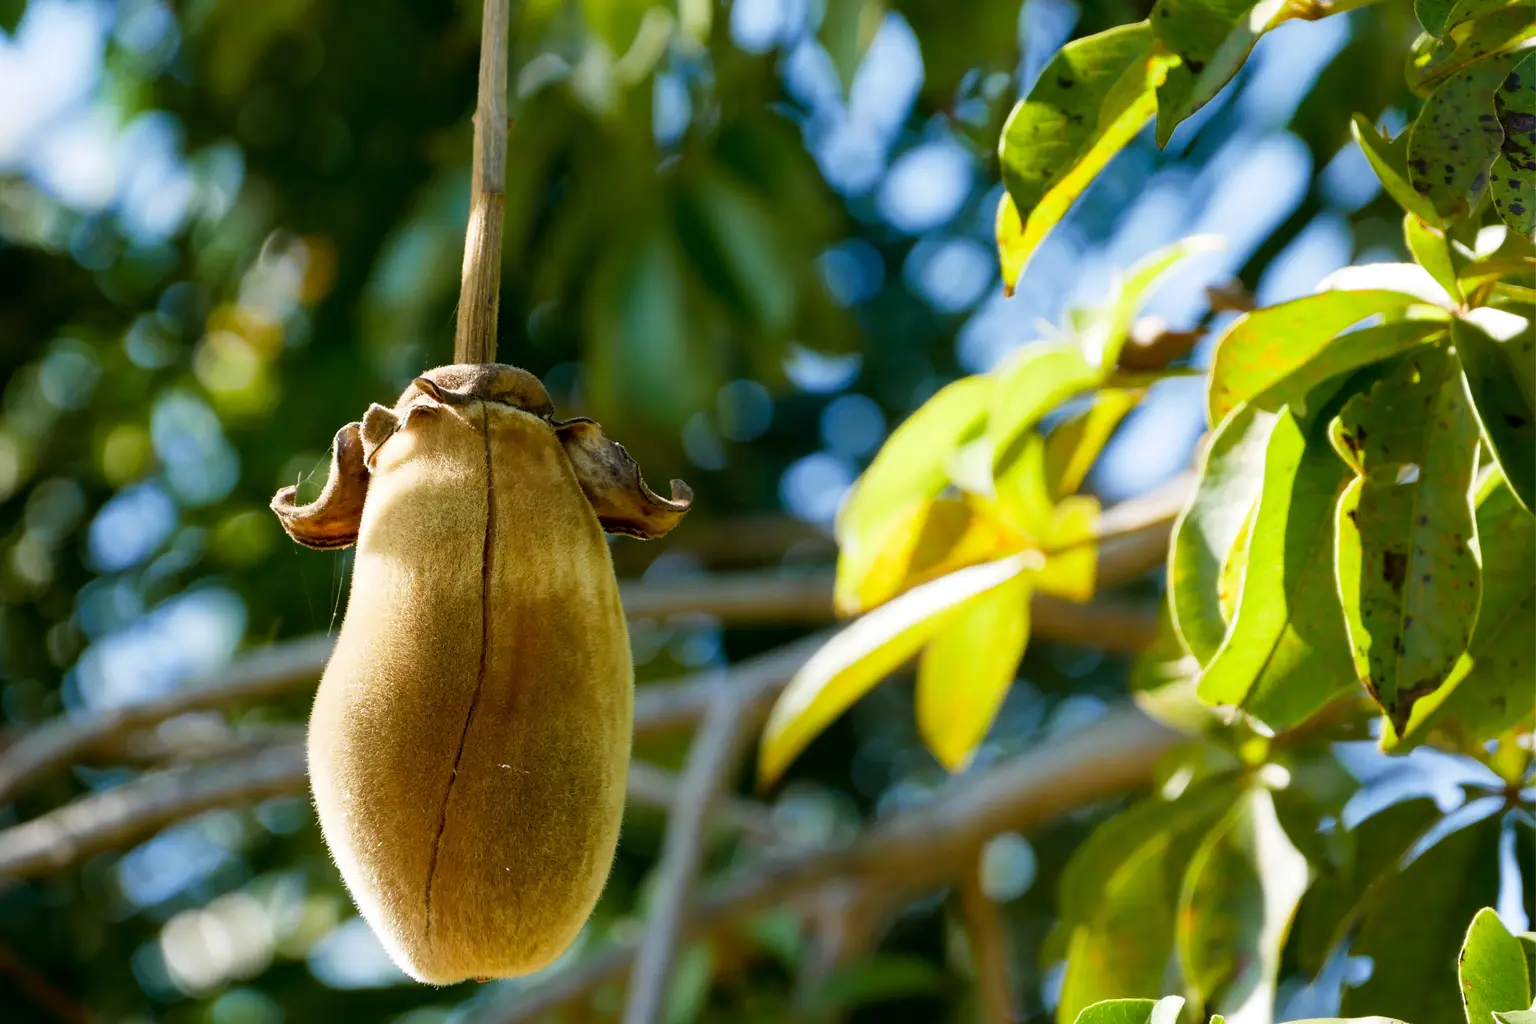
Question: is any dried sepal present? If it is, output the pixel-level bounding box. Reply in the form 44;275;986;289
271;421;370;549
555;417;693;539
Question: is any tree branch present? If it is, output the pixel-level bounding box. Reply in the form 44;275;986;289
0;749;773;882
454;0;511;364
957;858;1017;1024
470;704;1180;1023
623;652;790;1024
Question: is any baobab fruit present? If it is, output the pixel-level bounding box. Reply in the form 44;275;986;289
270;364;691;985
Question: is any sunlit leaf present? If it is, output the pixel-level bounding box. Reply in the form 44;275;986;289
1390;473;1535;749
1075;235;1225;368
1443;0;1520;33
1352;114;1444;224
1417;0;1458;35
1054;785;1237;1022
988;342;1102;472
1461;906;1534;1024
996;23;1176;290
1207;289;1433;427
1197;411;1358;730
1341;811;1505;1021
838;497;1024;615
1169;403;1276;663
1150;0;1289;146
1176;786;1309;1015
1454;316;1536;513
1491;53;1536;239
1405;213;1470;300
1408;52;1522;222
1409;6;1536;93
1332;346;1482;734
1070;997;1186;1024
835;376;992;613
1216;497;1254;625
760;554;1034;785
1316;262;1457;307
1043;389;1145;501
915;572;1032;771
1036;496;1100;602
995;433;1058;541
1494;1013;1536;1024
1291;797;1444;975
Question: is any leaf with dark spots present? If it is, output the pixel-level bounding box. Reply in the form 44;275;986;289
1149;0;1293;146
996;23;1174;290
1333;347;1481;734
1492;53;1536;236
1410;7;1536;94
1410;52;1523;222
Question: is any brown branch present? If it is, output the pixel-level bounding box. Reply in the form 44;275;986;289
471;704;1180;1023
454;0;510;364
957;858;1017;1024
0;748;772;882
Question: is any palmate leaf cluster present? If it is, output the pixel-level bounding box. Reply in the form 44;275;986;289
761;0;1536;1019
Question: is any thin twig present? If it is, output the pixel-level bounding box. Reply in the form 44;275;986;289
454;0;511;364
624;684;757;1024
957;857;1017;1024
471;704;1180;1023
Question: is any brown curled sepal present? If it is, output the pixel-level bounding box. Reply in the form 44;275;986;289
271;422;370;550
555;418;693;540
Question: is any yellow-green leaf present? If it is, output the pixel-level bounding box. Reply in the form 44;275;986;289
1150;0;1290;146
1455;315;1536;513
1207;289;1432;427
1491;53;1536;238
1405;213;1470;301
1075;236;1225;368
1198;410;1358;728
1036;496;1101;602
1169;403;1276;663
915;573;1032;772
1043;389;1145;501
760;554;1035;785
835;376;992;612
988;342;1102;473
996;23;1175;291
1408;51;1522;223
1352;114;1444;225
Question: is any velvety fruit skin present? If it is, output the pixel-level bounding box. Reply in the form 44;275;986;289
270;365;690;985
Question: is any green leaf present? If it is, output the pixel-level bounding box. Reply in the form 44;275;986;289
1406;213;1471;301
1053;784;1238;1022
1410;7;1536;94
996;23;1175;290
1445;0;1523;33
1494;1013;1536;1024
1035;495;1101;602
1332;346;1482;734
819;0;883;93
1389;473;1536;748
836;497;1020;615
1352;114;1444;225
1207;290;1432;427
835;376;992;613
0;0;23;36
1408;52;1521;223
1418;0;1459;35
1076;235;1225;369
1169;403;1276;663
1043;389;1145;501
914;572;1032;772
1150;0;1289;146
1461;907;1534;1024
1491;54;1536;241
1176;786;1309;1014
1196;410;1358;729
1071;997;1186;1024
1341;811;1504;1021
759;554;1033;785
1454;315;1536;513
988;342;1103;473
1291;797;1445;974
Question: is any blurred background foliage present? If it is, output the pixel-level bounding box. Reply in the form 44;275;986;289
0;0;1527;1022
